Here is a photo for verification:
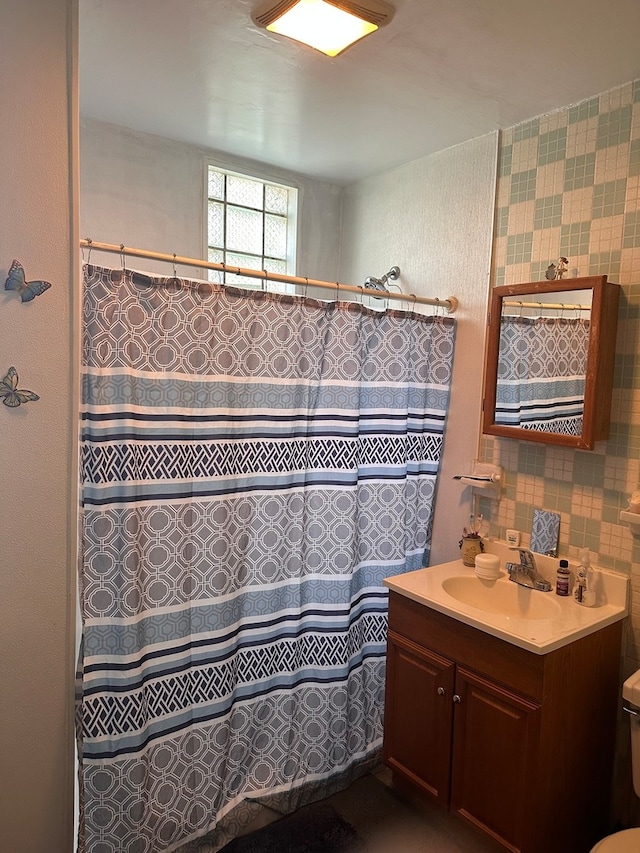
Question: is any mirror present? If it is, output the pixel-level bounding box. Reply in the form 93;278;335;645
482;276;620;449
530;509;560;557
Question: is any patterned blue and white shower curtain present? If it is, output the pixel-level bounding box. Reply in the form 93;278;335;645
495;315;589;435
77;264;455;853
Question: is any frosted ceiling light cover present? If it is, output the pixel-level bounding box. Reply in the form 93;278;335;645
252;0;395;57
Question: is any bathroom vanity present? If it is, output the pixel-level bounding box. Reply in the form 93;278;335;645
383;555;628;853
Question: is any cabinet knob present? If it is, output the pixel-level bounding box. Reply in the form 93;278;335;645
437;687;446;696
453;694;462;704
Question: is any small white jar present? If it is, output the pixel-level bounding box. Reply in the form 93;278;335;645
474;553;500;580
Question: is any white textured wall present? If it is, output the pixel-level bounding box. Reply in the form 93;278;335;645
0;1;76;851
339;134;498;565
80;118;343;282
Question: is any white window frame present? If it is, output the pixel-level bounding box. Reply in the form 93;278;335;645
205;161;298;294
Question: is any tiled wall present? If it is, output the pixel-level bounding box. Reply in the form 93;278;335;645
480;79;640;674
481;80;640;824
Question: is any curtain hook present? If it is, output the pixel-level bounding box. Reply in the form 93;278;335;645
120;244;126;271
335;280;340;301
82;237;92;265
359;286;364;306
262;269;268;291
304;276;309;300
172;253;177;279
411;292;417;318
518;300;524;319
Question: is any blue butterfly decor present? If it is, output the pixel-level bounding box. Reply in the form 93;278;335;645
4;259;51;302
0;366;39;407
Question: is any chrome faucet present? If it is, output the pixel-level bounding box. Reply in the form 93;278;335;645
506;548;552;592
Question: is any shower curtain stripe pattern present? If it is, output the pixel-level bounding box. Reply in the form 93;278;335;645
77;264;456;852
496;315;589;434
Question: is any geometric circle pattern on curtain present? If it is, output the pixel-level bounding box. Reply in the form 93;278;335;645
78;264;456;853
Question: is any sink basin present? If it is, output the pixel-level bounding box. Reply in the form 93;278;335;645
442;575;562;621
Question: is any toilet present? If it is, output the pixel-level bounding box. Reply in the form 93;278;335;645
590;669;640;851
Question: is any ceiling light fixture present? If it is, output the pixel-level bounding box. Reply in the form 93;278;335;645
252;0;395;57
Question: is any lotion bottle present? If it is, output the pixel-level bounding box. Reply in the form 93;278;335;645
573;548;595;606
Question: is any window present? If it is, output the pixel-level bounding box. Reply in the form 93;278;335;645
206;165;298;292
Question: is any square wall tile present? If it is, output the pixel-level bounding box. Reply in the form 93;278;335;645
496;206;509;238
506;232;534;265
511;136;539;172
597;105;633;149
538;127;567;166
623;210;640;248
566;117;599;160
629;139;640;177
499;144;513;177
510;169;537;204
513;118;540;142
508;199;535;234
568;514;602;552
560;187;593;225
564;153;596;190
532;227;563;270
534;194;563;230
592;178;628;218
568;96;599;124
534;161;565;197
588;216;624;257
493;266;506;286
573;452;606;487
517;443;547;477
530;259;553;281
588;250;622;276
560;221;591;257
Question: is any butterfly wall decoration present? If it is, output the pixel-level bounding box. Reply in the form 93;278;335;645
0;366;39;407
4;259;51;302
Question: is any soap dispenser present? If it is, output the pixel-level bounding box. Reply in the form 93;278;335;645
573;548;595;606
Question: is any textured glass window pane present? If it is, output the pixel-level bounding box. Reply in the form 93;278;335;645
264;214;287;259
208;169;224;201
227;175;263;208
208;201;224;247
227;206;263;254
264;258;295;294
207;247;224;283
206;166;296;289
264;258;287;275
226;251;262;270
265;185;288;214
225;251;262;288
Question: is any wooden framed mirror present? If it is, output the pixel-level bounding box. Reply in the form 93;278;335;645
482;276;620;450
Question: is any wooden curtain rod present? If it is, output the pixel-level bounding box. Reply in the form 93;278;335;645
80;239;458;313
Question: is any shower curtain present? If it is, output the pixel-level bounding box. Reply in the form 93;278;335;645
495;315;589;435
76;263;455;853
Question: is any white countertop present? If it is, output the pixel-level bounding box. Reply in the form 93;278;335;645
383;541;629;655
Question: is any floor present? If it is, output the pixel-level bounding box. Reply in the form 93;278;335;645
323;768;502;853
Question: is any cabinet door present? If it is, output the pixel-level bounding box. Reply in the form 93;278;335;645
383;630;455;804
451;666;541;852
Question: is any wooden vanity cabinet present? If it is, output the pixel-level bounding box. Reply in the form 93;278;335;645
384;591;623;853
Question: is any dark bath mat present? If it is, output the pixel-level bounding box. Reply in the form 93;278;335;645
218;802;360;853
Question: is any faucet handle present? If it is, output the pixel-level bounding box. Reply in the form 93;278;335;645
509;547;536;569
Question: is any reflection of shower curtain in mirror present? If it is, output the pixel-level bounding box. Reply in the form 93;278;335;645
76;264;456;853
496;316;590;435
